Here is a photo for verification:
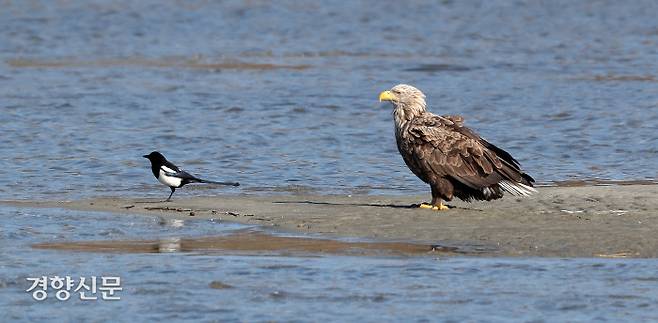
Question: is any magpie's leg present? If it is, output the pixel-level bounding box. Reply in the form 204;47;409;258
165;187;175;202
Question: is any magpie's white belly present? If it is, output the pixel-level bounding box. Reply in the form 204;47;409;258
158;169;182;187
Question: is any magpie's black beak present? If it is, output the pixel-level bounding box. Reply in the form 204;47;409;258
142;155;149;159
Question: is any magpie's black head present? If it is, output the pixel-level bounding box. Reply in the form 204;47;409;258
143;151;166;163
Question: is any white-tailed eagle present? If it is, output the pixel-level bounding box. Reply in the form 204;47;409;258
379;84;536;211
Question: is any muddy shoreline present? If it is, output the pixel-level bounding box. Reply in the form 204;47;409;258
3;184;657;258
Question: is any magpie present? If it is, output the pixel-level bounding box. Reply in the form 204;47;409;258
143;151;239;201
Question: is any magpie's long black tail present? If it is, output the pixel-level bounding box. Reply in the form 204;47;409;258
195;178;240;186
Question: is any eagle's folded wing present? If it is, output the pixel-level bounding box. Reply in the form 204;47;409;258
406;114;516;190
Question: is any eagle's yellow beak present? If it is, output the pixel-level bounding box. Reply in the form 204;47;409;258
378;90;396;102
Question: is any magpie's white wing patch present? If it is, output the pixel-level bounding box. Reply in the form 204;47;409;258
158;167;183;188
161;165;178;175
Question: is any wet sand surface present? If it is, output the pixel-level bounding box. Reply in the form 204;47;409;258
5;184;657;258
31;231;447;257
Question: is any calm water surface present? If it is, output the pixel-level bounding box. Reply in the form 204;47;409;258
1;1;657;200
1;206;658;322
2;2;658;321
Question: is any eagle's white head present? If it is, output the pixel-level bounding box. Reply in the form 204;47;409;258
379;84;428;126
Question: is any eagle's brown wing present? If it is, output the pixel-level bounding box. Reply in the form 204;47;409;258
442;115;525;172
403;113;532;193
404;114;502;190
441;115;535;185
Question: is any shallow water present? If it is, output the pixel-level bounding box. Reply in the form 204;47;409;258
1;1;657;200
1;206;658;322
2;2;658;320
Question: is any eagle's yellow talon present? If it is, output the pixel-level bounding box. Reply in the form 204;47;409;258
420;203;450;211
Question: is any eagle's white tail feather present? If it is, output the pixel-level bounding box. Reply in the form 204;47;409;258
498;180;537;197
